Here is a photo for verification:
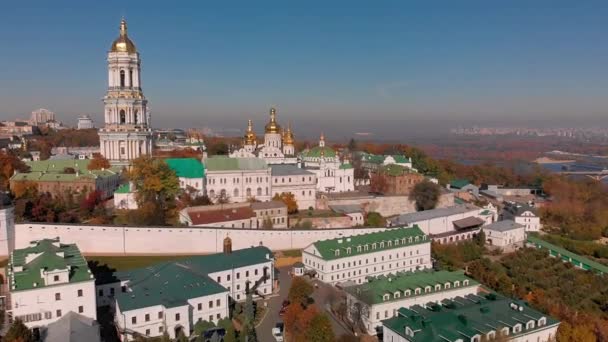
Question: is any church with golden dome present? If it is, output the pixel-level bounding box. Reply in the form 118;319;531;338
230;107;297;164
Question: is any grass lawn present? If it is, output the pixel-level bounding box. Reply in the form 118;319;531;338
86;255;195;271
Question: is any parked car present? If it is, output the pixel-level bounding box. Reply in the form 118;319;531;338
272;326;284;342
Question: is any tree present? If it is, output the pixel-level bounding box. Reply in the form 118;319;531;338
410;180;441;211
288;276;314;307
283;302;304;334
1;150;29;191
176;330;189;342
336;335;359;342
4;318;32;342
347;138;357;151
194;320;216;335
10;180;38;199
273;192;298;214
474;230;486;247
304;313;335;342
218;318;237;342
160;331;171;342
87;153;111;170
293;305;319;342
128;156;180;225
364;212;385;227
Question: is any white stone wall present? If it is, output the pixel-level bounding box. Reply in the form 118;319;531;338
485;227;526;247
207;260;274;302
13;223;386;255
179;177;204;196
312;166;355;193
0;207;15;257
302;241;432;285
10;280;96;328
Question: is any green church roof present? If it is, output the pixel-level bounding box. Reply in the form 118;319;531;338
311;226;428;261
165;158;205;179
204;156;268;171
303;146;336;158
450;179;471;189
11;160;120;183
9;239;94;292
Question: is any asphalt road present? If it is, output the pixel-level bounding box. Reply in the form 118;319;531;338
256;266;354;341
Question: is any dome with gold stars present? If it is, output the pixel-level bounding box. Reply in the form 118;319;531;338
244;119;257;145
264;107;281;134
110;19;137;53
283;123;295;145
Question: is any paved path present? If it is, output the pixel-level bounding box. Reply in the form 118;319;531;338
257;266;292;341
310;278;353;339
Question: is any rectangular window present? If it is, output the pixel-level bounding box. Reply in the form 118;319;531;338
77;289;83;297
78;306;84;313
227;274;231;281
209;315;213;321
145;329;150;336
255;269;258;276
110;287;115;296
159;326;164;333
53;275;59;282
246;271;249;277
98;289;103;297
209;300;213;308
132;316;137;324
158;312;163;319
216;299;221;307
198;303;202;311
217;276;221;282
175;313;180;321
56;310;62;317
145;314;150;322
237;272;240;279
55;293;61;301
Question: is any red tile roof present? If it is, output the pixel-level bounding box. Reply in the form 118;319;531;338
188;207;255;225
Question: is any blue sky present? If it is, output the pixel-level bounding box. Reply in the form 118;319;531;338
0;1;606;137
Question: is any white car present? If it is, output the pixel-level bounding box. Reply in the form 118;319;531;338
272;327;284;342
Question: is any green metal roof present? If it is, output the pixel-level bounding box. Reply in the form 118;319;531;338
11;160;120;183
302;146;337;158
164;158;205;179
391;155;411;164
450;179;471;189
115;184;131;194
344;270;478;305
339;163;353;169
379;164;412;176
8;239;94;292
204;156;268;171
382;292;560;342
527;235;608;274
311;226;428;261
115;263;228;311
115;246;273;311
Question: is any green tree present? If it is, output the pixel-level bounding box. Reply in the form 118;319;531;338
474;230;486;247
218;318;237;342
194;320;216;335
4;318;33;342
176;330;189;342
410;180;441;211
288;276;314;307
304;313;335;342
364;212;385;227
244;293;255;327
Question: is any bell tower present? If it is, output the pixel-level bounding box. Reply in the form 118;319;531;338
98;18;153;165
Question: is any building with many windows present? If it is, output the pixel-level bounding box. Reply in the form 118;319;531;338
6;239;97;330
344;270;480;335
483;220;526;248
301;133;355;194
270;164;317;210
165;158;205;196
76;115;95;130
381;292;560;342
107;244;275;340
302;227;432;285
204;156;272;203
500;202;542;233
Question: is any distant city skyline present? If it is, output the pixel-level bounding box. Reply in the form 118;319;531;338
1;1;607;137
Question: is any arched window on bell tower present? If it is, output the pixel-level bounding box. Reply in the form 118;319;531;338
134;110;138;124
120;110;126;124
120;70;125;87
129;70;133;88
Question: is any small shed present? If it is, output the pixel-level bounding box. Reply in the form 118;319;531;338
292;261;305;276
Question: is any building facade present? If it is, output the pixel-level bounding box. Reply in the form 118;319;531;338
301;134;355;193
484;220;526;248
270;165;317;210
302;227;432;285
344;270;480;334
204;157;272;203
371;164;424;196
501;202;542;233
110;245;275;340
6;239;97;329
165;158;205;196
77;115;95;130
98;19;153;165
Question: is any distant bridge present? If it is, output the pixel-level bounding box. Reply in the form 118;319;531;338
558;169;608;181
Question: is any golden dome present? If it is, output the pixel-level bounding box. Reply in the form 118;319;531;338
244;119;257;145
265;107;281;134
110;18;137;53
283;123;295;145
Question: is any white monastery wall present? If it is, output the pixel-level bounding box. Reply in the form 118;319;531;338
13;223;385;255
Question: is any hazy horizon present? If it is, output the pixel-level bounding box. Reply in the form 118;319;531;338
1;1;607;137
